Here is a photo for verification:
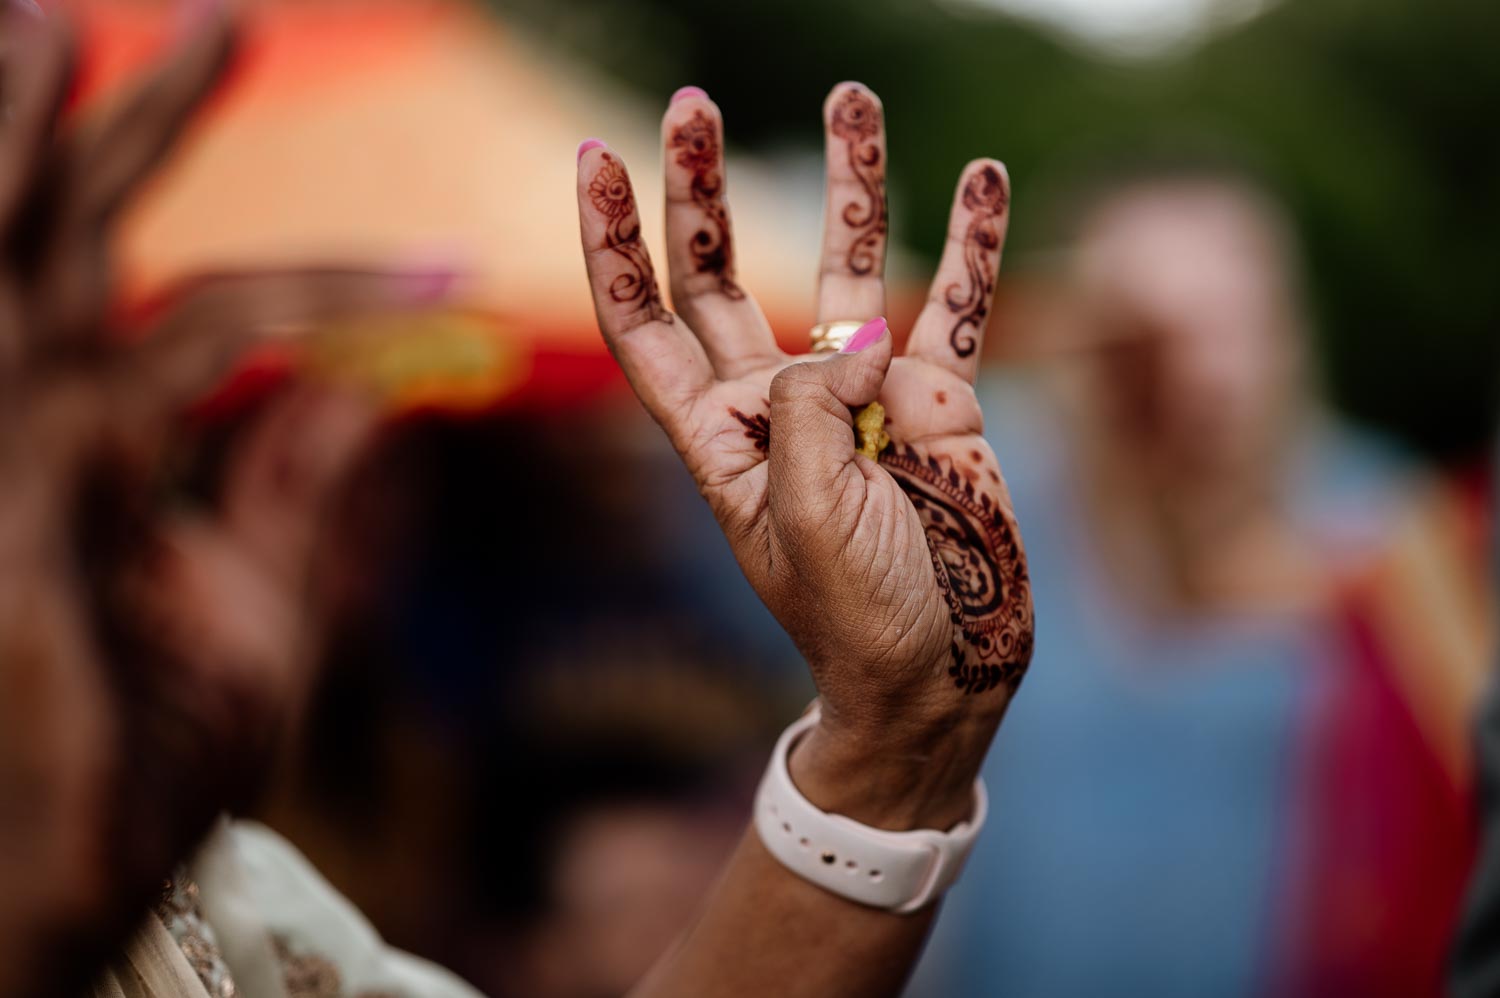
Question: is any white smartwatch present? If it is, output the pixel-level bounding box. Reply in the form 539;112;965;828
753;705;988;914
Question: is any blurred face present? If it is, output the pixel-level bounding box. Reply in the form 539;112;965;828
1069;181;1301;483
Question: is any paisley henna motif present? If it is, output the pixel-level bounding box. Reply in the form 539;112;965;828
588;153;672;323
669;110;744;300
881;443;1033;696
943;165;1008;359
829;89;887;277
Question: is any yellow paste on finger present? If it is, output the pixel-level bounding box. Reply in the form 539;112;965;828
854;402;891;460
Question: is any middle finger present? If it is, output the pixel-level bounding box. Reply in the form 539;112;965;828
661;88;781;378
815;82;888;331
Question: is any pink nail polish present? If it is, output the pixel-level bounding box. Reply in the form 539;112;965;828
671;85;708;105
841;317;888;354
577;138;606;162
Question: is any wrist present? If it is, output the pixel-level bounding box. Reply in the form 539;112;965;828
787;708;995;831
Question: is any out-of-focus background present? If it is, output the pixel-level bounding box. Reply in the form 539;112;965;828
73;0;1498;994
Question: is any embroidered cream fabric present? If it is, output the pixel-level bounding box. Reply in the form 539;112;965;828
97;912;212;998
271;935;394;998
96;819;481;998
156;874;237;998
217;821;480;998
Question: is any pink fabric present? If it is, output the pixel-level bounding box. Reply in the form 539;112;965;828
1278;589;1476;996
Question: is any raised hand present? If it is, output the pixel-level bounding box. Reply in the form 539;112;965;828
576;84;1033;829
0;7;449;992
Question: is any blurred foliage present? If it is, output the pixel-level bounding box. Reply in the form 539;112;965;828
493;0;1499;460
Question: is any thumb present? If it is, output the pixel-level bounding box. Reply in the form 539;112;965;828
768;317;892;511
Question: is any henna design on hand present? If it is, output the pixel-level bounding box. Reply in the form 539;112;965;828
670;111;745;300
589;153;673;323
730;407;770;453
944;165;1008;359
882;443;1033;695
829;89;887;277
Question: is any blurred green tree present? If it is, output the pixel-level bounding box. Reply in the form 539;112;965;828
496;0;1499;459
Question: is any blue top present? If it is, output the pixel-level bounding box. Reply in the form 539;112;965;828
910;376;1406;998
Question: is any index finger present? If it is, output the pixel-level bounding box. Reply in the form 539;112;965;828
578;141;714;438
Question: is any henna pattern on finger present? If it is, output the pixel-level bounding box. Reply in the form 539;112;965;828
670;111;745;300
943;166;1008;359
589;153;673;323
829;89;887;277
729;407;770;452
882;443;1033;696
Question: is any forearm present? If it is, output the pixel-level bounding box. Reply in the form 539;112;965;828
631;712;991;998
630;830;939;998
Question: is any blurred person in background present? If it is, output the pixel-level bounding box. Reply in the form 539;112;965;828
236;409;784;995
0;4;1037;998
471;654;773;998
914;164;1489;998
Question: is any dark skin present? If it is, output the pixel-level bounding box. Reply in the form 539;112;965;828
578;84;1034;997
0;8;449;995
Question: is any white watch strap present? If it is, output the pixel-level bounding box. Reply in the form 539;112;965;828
753;706;988;915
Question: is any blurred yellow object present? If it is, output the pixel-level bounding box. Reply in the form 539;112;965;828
299;311;528;414
855;402;891;460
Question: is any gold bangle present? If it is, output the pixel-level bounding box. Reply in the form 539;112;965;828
809;320;869;354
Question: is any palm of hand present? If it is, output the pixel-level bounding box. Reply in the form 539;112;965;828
698;353;1030;703
577;84;1034;725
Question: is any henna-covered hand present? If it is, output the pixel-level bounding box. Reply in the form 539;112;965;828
944;167;1007;359
827;87;887;279
0;8;449;994
578;84;1028;831
667;106;744;301
590;151;673;323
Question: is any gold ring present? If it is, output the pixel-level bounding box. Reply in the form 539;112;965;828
809;320;868;354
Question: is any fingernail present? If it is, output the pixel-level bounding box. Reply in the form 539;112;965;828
577;138;606;162
841;317;888;354
397;269;457;304
10;0;44;20
670;85;708;105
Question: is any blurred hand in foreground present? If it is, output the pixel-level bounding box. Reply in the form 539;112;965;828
576;84;1034;832
0;6;449;993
